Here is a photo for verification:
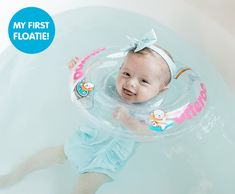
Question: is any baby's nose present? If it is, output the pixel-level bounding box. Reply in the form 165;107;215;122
127;78;137;88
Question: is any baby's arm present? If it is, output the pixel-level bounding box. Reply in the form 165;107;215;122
68;57;79;87
113;106;155;136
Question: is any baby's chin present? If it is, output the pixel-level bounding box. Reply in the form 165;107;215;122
123;98;149;104
115;84;150;104
122;94;157;104
116;90;134;104
116;89;136;104
117;91;146;104
122;97;137;104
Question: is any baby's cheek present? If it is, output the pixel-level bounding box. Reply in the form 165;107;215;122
115;77;121;88
116;77;123;94
139;88;151;100
152;85;161;95
146;87;159;99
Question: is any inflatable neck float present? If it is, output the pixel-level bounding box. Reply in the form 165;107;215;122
69;47;207;141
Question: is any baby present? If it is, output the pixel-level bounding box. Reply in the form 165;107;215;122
0;30;175;194
113;46;172;135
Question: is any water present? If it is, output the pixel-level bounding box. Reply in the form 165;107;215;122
0;6;234;194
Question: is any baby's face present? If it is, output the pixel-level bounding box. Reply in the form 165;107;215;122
116;52;169;104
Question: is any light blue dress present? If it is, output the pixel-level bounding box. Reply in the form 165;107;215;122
64;125;136;179
64;76;138;179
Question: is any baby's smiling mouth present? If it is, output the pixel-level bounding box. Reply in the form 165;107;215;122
122;87;136;96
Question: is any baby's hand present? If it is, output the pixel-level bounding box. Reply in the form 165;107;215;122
68;57;79;70
113;106;130;122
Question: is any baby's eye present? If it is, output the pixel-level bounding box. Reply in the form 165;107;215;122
141;79;149;84
122;72;130;77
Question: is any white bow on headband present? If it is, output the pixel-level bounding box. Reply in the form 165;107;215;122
122;29;158;52
107;29;177;81
122;29;177;80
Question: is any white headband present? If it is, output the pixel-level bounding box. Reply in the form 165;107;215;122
121;29;177;80
148;45;177;81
